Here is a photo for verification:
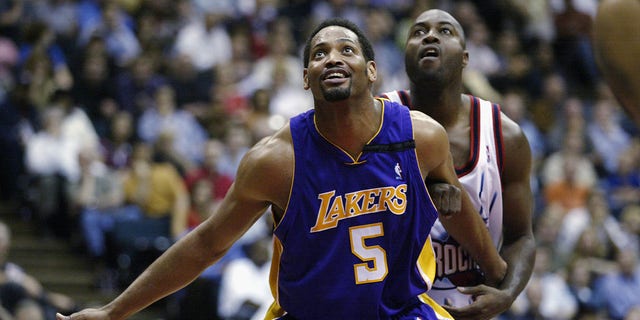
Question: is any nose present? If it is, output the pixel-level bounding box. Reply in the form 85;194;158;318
325;48;344;67
422;29;440;44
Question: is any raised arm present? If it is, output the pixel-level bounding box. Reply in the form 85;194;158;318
411;111;507;286
57;131;294;320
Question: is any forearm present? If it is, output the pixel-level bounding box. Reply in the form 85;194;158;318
440;195;505;285
498;234;536;301
101;231;222;319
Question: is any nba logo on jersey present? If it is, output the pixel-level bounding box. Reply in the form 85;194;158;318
395;163;403;180
486;145;491;163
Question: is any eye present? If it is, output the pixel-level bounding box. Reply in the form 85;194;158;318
412;28;426;37
343;46;354;54
440;27;453;35
313;50;326;59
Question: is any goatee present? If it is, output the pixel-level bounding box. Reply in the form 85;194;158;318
323;87;351;101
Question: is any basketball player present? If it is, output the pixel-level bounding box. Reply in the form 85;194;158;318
380;9;535;320
57;18;506;320
593;0;640;126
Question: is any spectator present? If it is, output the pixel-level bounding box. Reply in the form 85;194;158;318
566;257;602;318
71;37;117;138
18;21;73;91
218;235;272;320
601;140;640;217
509;246;578;319
184;138;234;203
593;247;640;320
77;1;140;67
115;142;189;283
14;298;45;320
0;0;24;41
19;47;59;113
465;20;502;79
556;189;625;267
619;205;640;252
552;0;599;96
72;146;126;291
587;96;632;175
137;84;208;168
99;110;134;171
28;0;79;57
172;11;232;73
23;106;78;237
216;124;252;179
542;131;597;211
0;220;77;319
112;53;167;118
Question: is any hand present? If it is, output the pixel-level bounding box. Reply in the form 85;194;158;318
56;308;109;320
426;182;461;216
443;285;512;320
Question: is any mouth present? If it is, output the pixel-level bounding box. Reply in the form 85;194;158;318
419;46;440;60
321;68;350;85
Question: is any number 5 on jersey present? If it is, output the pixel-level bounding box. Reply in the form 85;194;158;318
349;223;388;284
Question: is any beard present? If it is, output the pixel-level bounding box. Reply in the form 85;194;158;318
322;86;351;101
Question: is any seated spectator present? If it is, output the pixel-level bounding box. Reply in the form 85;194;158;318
184;138;234;203
587;96;632;175
71;146;126;291
556;189;626;267
115;142;189;285
137;84;208;169
566;258;601;318
593;247;640;320
0;220;77;319
14;298;45;320
100;110;134;171
217;124;252;179
542;131;597;211
619;205;640;252
509;246;578;319
218;235;272;320
17;21;73;91
23;106;77;238
172;11;232;73
600;139;640;217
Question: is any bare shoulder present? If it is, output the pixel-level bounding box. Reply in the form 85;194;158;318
409;110;450;174
234;124;294;210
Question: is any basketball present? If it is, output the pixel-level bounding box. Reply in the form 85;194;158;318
593;0;640;126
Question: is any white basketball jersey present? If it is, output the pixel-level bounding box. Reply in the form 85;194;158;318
381;91;504;307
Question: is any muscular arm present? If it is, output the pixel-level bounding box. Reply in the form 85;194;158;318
58;130;294;320
444;113;536;320
412;111;507;286
497;113;536;303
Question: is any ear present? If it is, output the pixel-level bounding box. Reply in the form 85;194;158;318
303;68;310;90
367;61;377;82
462;51;469;68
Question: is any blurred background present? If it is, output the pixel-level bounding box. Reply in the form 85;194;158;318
0;0;638;319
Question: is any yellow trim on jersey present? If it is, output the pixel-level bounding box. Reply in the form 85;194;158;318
312;98;386;164
265;236;285;319
416;235;436;288
418;292;454;320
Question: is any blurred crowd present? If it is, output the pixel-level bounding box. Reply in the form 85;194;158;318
0;0;638;319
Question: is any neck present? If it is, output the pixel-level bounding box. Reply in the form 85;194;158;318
314;96;382;158
410;82;464;127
